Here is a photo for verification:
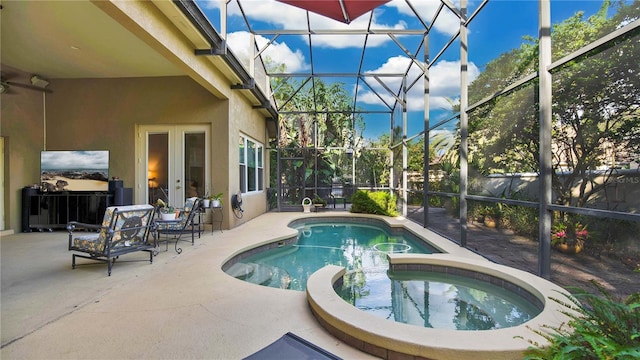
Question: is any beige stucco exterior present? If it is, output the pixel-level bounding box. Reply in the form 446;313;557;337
0;1;275;233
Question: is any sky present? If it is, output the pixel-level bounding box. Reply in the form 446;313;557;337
196;0;612;140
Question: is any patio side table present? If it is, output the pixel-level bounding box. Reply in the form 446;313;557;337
211;206;223;233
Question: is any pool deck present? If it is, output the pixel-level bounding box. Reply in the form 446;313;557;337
0;212;563;359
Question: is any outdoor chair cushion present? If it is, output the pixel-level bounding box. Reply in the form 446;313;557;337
70;204;155;253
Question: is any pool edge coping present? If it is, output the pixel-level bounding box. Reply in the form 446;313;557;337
306;255;575;360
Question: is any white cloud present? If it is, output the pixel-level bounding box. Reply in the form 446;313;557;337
359;56;479;112
202;0;475;113
226;31;309;73
386;0;461;36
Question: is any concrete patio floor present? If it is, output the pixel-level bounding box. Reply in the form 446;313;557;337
2;212;386;359
1;209;636;359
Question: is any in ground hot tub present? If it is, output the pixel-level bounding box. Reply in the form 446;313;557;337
306;254;574;360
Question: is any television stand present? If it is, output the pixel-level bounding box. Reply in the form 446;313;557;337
21;188;113;232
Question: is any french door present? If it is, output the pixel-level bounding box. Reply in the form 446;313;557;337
137;125;209;208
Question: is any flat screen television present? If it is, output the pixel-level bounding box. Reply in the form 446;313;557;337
40;150;109;192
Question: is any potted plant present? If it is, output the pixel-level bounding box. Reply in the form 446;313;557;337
201;193;210;208
156;199;176;220
551;221;588;254
482;206;500;228
301;197;312;213
312;194;327;208
210;192;223;208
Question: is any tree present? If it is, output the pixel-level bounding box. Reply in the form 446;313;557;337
357;135;391;188
269;61;365;204
465;0;639;214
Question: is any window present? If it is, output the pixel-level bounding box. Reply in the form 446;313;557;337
239;135;264;193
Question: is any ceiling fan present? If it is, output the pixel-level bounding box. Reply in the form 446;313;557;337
0;74;53;94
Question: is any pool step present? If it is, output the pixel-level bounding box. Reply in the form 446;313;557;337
226;263;256;280
245;263;275;286
226;262;292;289
227;262;273;286
265;266;292;289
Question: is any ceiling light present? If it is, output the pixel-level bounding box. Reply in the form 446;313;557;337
30;75;49;88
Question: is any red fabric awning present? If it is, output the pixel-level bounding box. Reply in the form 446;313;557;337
277;0;391;24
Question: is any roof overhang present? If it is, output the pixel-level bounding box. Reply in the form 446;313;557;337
0;0;278;120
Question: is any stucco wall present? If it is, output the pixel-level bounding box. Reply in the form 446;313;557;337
1;72;271;232
227;91;270;228
0;71;46;232
46;76;223;182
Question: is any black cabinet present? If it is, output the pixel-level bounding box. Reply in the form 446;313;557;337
22;188;112;232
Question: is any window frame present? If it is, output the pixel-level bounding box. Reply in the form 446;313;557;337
239;134;264;194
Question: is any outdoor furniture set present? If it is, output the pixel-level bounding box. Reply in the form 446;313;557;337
67;198;203;276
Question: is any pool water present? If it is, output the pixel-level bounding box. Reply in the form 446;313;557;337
227;220;542;330
227;222;437;291
335;270;541;330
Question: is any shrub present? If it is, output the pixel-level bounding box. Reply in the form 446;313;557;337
350;190;398;216
407;190;424;206
522;281;640;360
501;203;538;238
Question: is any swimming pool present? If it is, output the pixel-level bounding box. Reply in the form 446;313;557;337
225;219;439;291
223;215;573;358
225;217;540;331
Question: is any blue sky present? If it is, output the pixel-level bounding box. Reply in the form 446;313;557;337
196;0;611;140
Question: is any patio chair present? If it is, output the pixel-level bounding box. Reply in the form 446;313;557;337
155;197;202;254
67;204;156;276
330;182;347;209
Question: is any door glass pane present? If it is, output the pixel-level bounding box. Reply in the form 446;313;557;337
185;132;205;198
148;133;169;205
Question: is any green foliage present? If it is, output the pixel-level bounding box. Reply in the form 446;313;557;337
208;192;223;201
428;195;443;208
156;199;175;213
407;137;429;172
523;281;640;360
463;0;640;212
484;203;504;219
501;204;539;238
312;193;327;206
582;217;637;259
356;140;391;187
269;65;366;204
350;190;398;217
407;190;425;206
